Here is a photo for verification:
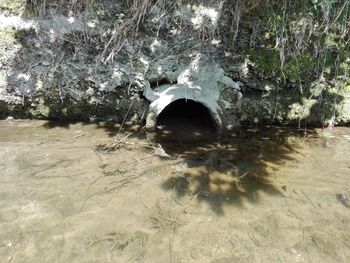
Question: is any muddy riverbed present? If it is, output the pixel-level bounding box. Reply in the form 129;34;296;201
0;120;350;262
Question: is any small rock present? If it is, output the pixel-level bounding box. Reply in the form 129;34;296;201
337;192;350;208
153;144;173;159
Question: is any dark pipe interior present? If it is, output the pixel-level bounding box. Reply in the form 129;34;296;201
156;99;217;143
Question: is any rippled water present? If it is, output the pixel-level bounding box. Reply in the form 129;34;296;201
0;120;349;262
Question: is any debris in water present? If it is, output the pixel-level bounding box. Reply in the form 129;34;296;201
153;144;173;159
322;131;334;139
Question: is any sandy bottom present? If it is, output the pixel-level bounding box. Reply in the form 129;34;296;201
0;120;349;263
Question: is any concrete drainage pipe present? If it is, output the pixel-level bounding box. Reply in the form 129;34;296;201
144;84;222;132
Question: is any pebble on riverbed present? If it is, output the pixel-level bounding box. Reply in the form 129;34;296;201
336;192;350;208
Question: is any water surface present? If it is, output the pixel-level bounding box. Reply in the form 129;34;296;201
0;120;349;262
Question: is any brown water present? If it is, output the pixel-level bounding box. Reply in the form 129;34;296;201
0;120;350;262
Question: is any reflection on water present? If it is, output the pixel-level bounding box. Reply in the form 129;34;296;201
156;125;318;213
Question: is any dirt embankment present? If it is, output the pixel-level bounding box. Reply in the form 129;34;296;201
0;0;349;125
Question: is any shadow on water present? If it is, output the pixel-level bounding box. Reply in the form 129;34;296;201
157;124;318;214
149;97;319;214
42;119;145;138
41;116;318;215
38;98;321;215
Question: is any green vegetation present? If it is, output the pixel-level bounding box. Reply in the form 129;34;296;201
0;29;20;59
234;0;350;124
246;48;281;75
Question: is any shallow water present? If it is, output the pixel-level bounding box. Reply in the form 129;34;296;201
0;120;350;262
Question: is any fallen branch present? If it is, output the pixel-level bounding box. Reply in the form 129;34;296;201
105;132;134;152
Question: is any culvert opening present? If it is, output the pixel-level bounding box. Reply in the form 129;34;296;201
155;99;218;143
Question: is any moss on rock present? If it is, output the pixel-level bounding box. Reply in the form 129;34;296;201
0;28;21;60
